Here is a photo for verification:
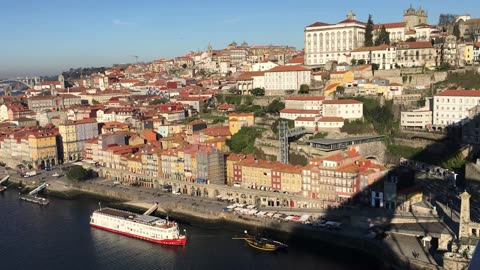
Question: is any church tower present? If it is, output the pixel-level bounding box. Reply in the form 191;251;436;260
58;74;65;89
459;191;471;238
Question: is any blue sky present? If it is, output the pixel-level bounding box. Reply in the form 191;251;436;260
0;0;477;77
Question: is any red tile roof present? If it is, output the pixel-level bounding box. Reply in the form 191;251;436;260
435;89;480;97
323;99;362;105
337;19;366;25
319;117;344;122
306;22;331;28
286;96;325;101
295;117;315;121
287;56;304;64
373;22;406;30
280;109;321;114
266;65;310;72
352;44;394;52
397;41;433;49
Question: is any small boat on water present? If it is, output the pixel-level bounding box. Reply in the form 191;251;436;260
233;231;288;252
0;186;6;193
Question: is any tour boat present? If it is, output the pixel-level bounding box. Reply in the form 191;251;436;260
233;232;288;252
90;207;187;246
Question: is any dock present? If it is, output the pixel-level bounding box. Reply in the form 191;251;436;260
143;202;159;216
19;182;50;205
19;194;49;205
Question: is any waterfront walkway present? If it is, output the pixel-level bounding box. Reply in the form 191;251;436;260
5;171;443;269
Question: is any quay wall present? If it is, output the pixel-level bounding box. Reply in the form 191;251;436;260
6;176;440;270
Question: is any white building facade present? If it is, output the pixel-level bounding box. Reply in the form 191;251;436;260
401;109;432;129
304;11;366;66
433;90;480;127
264;66;311;95
322;100;363;120
351;44;397;70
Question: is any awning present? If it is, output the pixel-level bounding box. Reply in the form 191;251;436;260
266;212;275;217
298;215;311;222
247;205;256;209
256;211;267;217
216;195;223;199
248;209;258;215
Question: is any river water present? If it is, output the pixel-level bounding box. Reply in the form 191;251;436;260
0;190;381;270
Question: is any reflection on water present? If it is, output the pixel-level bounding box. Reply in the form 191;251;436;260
0;190;379;270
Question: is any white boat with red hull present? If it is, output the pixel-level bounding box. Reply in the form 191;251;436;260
90;207;187;246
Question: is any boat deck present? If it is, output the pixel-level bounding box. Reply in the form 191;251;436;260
97;208;161;224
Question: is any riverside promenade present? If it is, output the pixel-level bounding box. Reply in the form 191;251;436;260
4;170;443;270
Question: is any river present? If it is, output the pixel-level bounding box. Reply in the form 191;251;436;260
0;189;381;270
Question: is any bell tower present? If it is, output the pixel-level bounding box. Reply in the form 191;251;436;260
58;74;65;89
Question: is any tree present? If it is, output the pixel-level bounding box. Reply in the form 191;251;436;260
298;84;310;94
66;165;89;181
406;37;417;42
364;15;374;47
371;63;380;76
92;99;99;105
182;64;187;69
358;59;366;65
149;98;168;105
350;59;357;66
374;25;390;46
265;99;285;114
335;86;345;95
226;126;263;154
438;14;457;26
250;88;265;96
453;23;461;39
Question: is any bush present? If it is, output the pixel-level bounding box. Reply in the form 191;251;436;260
266;99;285;114
66;165;92;181
271;118;294;134
250;88;265;96
226;126;264;154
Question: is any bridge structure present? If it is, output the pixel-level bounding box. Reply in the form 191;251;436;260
278;121;306;164
0;76;41;89
28;182;48;196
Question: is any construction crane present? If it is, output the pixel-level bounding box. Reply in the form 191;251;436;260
130;55;139;64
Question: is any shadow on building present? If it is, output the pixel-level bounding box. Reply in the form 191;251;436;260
281;116;479;269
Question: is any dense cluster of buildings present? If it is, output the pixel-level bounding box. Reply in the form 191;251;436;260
2;5;480;212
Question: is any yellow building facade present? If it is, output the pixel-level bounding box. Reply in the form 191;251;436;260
28;132;58;168
228;112;255;135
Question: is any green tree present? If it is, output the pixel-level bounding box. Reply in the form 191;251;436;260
310;132;328;139
66;165;89;181
298;84;310;94
226;126;263;154
149;98;168;105
266;99;285;114
371;63;380;76
364;14;374;47
182;64;187;69
92;99;99;105
243;95;254;106
374;25;390;46
335;86;345;95
350;59;357;66
406;37;416;42
358;59;366;65
453;23;461;39
250;88;265;96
